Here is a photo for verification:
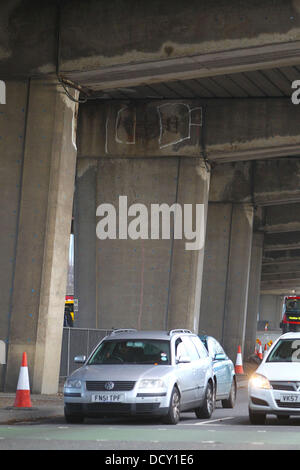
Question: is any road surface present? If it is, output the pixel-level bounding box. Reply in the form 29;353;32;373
0;387;300;450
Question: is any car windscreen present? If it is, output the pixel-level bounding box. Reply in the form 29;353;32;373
266;339;300;363
87;339;171;365
286;299;300;312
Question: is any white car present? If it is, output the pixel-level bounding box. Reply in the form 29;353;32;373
248;332;300;424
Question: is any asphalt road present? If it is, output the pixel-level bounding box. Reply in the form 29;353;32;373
1;387;300;451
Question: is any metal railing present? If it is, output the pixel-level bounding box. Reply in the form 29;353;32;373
60;327;112;378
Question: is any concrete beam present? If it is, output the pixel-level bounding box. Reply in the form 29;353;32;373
263;250;300;262
60;0;300;90
3;1;300;86
262;260;300;275
260;203;300;233
262;271;300;282
263;232;300;251
210;159;300;206
261;287;300;295
78;99;300;165
261;279;300;291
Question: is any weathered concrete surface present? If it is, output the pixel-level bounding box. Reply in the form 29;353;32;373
245;233;264;359
3;1;300;87
74;157;210;332
199;203;254;361
3;79;78;393
261;203;300;232
264;231;300;251
210;158;300;205
261;255;300;294
261;230;300;290
263;249;300;262
222;204;254;361
78;99;300;164
165;159;210;333
0;81;28;390
74;159;97;328
259;294;284;330
61;0;300;89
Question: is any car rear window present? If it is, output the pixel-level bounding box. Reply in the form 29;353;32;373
88;339;171;365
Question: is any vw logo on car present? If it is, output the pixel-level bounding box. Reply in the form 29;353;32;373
104;381;115;391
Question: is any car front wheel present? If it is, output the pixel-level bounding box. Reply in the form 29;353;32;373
248;408;266;425
195;381;214;419
163;386;181;425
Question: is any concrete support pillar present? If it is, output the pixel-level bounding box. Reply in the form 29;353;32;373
74;157;210;333
93;157;180;330
167;159;210;332
0;81;29;390
200;203;254;361
74;159;97;328
244;232;264;359
259;294;284;330
3;79;78;393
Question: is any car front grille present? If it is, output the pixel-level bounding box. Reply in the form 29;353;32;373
86;381;136;391
275;400;300;409
85;403;161;415
270;381;300;391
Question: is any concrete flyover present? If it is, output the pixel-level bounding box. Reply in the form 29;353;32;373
1;0;300;393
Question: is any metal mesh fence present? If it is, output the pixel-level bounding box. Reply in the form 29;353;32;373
60;327;112;378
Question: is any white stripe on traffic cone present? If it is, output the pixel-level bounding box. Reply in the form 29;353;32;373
235;345;244;374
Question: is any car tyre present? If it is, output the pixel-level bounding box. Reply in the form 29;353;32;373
163;386;181;425
195;381;214;419
221;378;237;408
248;408;266;425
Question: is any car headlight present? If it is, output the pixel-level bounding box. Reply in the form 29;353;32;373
64;379;82;389
138;379;166;389
249;373;272;390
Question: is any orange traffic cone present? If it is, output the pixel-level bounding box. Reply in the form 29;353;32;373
255;339;261;357
235;345;244;374
14;352;32;408
263;343;268;358
258;343;263;361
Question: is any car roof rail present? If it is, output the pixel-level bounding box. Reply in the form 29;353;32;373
168;329;193;336
110;328;138;335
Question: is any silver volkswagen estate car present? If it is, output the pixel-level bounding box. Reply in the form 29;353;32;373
64;329;214;424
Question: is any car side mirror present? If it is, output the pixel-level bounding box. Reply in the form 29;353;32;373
74;355;86;364
214;353;226;361
177;355;191;364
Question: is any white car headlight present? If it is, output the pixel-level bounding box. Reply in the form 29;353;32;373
249;373;272;390
64;379;82;389
138;379;166;389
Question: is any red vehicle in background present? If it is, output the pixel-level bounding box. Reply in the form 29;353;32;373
280;296;300;333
